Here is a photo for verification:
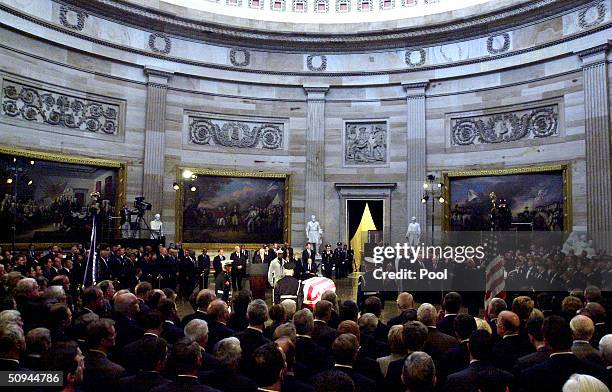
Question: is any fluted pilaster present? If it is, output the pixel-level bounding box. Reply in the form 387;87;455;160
402;81;429;234
303;84;329;227
143;67;173;222
578;45;612;253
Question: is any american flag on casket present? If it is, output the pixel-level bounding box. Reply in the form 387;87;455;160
302;277;336;309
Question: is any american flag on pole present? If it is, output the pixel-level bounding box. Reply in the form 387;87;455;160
485;254;506;310
82;214;98;287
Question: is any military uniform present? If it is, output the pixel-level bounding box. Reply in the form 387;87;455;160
321;249;334;279
333;243;346;279
215;266;232;302
357;269;380;310
274;275;301;305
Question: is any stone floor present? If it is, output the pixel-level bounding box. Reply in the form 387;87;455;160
176;273;404;322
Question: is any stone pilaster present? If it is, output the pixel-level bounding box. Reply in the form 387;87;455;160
578;44;612;253
402;81;429;235
143;67;173;222
303;84;329;230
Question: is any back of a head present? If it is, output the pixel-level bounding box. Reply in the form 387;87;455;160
526;317;544;342
293;309;314;335
273;322;297;343
337;320;360;342
157;298;177;319
196;289;216;310
562;296;583;316
363;297;382;318
251;342;286;387
476;368;513;392
313;370;355;392
417;303;437;327
138;336;168;371
85;318;114;349
512;296;535;321
26;328;51;354
314;300;333;320
570;315;595;341
454;314;477;341
140;310;164;331
280;299;297;319
397;292;415;311
208;300;228;321
402;351;436;392
82;287;101;307
443;292;462;314
170;337;201;374
562;374;609;392
488;298;507;318
585;302;607;324
135;282;152;297
232;290;252;314
468;330;493;361
358;313;378;334
0;323;24;355
387;325;405;355
321;291;338;310
214;337;242;369
403;321;428;352
269;304;286;324
247;299;269;326
543;316;573;351
184;319;209;342
339;300;359;322
332;333;359;365
599;334;612;364
585;286;603;303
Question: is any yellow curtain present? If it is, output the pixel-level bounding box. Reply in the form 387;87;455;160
350;203;377;272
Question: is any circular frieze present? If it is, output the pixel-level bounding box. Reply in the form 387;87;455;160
306;55;327;71
579;1;606;29
486;33;511;55
59;5;88;31
148;33;172;54
405;48;426;68
230;49;251;67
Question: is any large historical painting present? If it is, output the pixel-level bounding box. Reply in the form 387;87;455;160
446;166;568;231
180;170;288;244
0;148;121;245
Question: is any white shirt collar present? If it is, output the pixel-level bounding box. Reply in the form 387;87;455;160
335;364;353;369
550;352;574;357
248;326;263;333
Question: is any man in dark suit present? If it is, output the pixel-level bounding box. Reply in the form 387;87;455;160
113;293;144;350
384;321;429;392
302;243;315;269
96;248;112;282
0;323;28;371
206;300;234;352
119;336;170;392
486;297;506;341
184;319;221;372
492;310;526;371
212;249;225;279
150;338;221;392
276;336;314;392
445;330;514;392
513;316;550;376
182;289;216;327
363;296;390;343
83;319;126;392
520;316;608;392
570;315;605;365
250;343;286;392
444;314;477;376
312;300;337;349
320;333;375;392
235;299;271;369
294;308;332;378
158;299;184;344
401;352;437;392
14;277;44;332
199;337;257;392
437;292;462;337
387;292;417;327
230;246;246;291
121;310;164;374
417;303;458;361
178;250;198;300
197;249;211;290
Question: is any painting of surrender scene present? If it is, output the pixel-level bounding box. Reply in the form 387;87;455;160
448;169;566;232
181;172;288;244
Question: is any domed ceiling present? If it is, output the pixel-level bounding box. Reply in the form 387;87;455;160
159;0;495;24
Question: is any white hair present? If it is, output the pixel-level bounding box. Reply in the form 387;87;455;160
184;319;208;342
358;313;378;333
0;310;21;325
562;374;609;392
281;299;297;318
44;286;66;301
417;303;437;327
214;337;242;368
599;334;612;364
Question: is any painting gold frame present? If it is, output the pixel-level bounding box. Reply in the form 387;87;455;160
0;145;127;249
175;167;291;250
442;163;572;232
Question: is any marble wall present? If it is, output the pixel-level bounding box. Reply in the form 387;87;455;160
0;0;610;251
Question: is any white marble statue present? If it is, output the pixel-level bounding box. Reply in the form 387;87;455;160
405;216;421;246
150;213;164;239
306;215;323;255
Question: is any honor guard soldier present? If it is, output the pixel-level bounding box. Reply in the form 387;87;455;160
321;244;334;279
333;242;347;279
215;260;232;302
357;256;381;310
274;262;301;305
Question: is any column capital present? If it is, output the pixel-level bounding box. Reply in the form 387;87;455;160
402;80;429;99
303;84;330;101
576;43;609;67
144;66;174;86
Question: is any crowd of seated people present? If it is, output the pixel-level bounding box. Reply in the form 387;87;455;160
0;242;611;392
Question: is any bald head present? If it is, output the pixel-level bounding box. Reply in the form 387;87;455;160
397;292;415;311
570;315;594;341
208;300;230;323
114;293;139;318
497;311;520;337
